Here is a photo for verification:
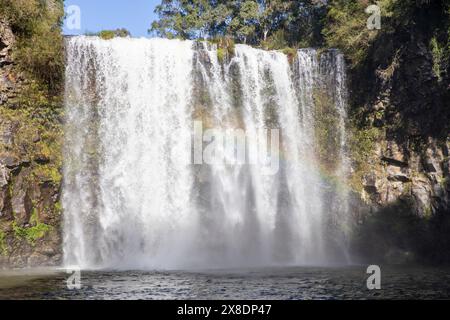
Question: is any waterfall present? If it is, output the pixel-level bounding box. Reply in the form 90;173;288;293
63;37;350;270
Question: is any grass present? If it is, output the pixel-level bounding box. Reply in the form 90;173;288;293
13;221;51;246
0;231;7;256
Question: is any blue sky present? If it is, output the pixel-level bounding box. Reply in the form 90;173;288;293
63;0;160;37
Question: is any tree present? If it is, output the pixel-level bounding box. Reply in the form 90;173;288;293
228;1;259;43
258;0;294;42
149;0;328;47
150;0;216;39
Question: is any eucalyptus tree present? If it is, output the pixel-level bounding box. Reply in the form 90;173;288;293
150;0;328;46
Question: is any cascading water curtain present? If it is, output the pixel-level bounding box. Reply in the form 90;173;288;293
63;36;351;270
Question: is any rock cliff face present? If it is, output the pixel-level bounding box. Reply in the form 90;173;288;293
361;138;449;217
0;18;14;104
0;18;62;268
354;36;450;217
348;6;450;264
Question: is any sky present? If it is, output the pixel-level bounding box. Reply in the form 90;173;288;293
63;0;160;37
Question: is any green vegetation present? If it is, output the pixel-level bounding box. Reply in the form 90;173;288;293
313;89;341;173
325;0;450;67
150;0;326;47
0;0;64;257
0;0;63;182
150;0;323;63
210;37;235;63
87;28;131;40
0;106;63;186
324;0;449;193
98;30;116;40
217;48;226;64
54;201;62;215
13;221;52;246
430;36;444;81
0;0;65;95
261;29;287;50
0;0;64;179
348;126;382;192
0;230;7;256
150;0;449;70
282;47;297;63
323;0;380;66
311;88;381;193
33;165;62;185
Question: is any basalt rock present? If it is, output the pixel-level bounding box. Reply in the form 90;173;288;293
0;16;62;269
349;6;450;264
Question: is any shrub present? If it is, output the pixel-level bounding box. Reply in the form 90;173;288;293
95;28;131;40
0;0;65;95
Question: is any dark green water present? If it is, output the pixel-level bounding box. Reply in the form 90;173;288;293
0;266;449;300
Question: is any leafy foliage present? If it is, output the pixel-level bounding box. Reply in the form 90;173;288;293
0;0;64;172
87;28;131;40
13;221;52;246
0;0;65;95
324;0;450;67
323;0;379;66
150;0;327;47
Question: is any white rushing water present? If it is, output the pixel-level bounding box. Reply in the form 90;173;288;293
63;37;350;270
